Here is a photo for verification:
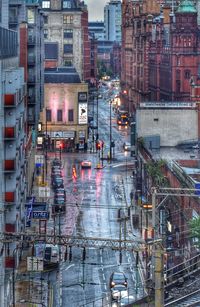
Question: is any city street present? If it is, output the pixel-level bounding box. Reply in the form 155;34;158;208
44;92;145;307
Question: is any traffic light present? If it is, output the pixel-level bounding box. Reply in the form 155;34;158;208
96;141;101;150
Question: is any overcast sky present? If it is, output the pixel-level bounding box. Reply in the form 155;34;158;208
84;0;108;21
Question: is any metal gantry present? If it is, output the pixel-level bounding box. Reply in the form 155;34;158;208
0;231;144;252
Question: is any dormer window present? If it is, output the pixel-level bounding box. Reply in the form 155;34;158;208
63;0;71;8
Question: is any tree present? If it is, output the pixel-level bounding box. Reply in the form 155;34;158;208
146;160;167;187
188;217;200;248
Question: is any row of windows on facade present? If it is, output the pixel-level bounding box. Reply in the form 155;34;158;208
44;29;73;39
46;109;74;122
44;15;74;24
42;1;72;9
9;7;75;25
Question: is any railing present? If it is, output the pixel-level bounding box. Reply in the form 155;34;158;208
165;253;200;289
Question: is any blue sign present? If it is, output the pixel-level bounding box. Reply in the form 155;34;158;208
32;211;49;219
195;183;200;195
26;196;35;227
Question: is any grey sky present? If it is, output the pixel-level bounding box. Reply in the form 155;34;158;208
84;0;108;21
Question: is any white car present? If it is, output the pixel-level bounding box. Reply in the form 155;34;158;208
81;160;92;169
123;142;131;151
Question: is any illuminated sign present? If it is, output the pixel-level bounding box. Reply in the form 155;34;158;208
78;103;88;124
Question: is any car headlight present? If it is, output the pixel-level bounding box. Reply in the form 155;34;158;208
111;281;115;287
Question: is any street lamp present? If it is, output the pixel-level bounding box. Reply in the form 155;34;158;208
110;100;112;160
124;151;128;180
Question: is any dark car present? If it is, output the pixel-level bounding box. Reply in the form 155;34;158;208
52;159;62;167
54;197;65;206
110;272;128;289
55;187;66;195
51;170;62;178
52;177;64;189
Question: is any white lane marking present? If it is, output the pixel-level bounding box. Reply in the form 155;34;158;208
103;274;105;281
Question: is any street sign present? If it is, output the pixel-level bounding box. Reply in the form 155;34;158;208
32;211;49;219
35;155;44;164
27;256;44;272
39;186;50;198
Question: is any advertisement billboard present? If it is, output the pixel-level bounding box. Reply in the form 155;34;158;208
78;103;88;124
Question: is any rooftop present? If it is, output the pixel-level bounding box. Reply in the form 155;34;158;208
44;67;81;84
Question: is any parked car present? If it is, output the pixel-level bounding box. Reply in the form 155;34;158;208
55;187;66;196
81;160;92;169
52;158;62;167
123;142;131;152
54;197;65;206
110;272;128;289
52;176;64;189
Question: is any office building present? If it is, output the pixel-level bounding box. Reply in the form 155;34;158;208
104;0;121;42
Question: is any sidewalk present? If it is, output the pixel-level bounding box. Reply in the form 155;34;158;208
15;249;49;307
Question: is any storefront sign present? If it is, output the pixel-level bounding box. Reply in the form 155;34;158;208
32;211;49;219
78;92;88;102
78;103;88;124
50;131;75;139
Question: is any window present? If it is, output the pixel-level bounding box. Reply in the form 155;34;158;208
44;29;48;39
64;29;73;39
63;15;73;24
185;70;191;79
64;59;73;66
68;109;74;122
57;110;63;122
63;0;71;8
42;1;50;8
64;44;73;54
46;109;52;122
44;15;48;24
27;9;35;24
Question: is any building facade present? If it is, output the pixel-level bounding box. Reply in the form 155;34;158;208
104;0;122;42
40;0;90;81
0;5;27;302
88;21;105;41
41;67;88;151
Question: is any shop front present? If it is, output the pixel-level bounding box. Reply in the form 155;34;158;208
49;131;76;152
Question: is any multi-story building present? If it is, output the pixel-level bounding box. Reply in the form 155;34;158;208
8;0;44;195
88;21;105;41
0;1;27;304
149;0;200;102
40;67;88;151
104;0;122;42
40;0;90;81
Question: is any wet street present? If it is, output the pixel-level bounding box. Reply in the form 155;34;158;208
46;93;144;306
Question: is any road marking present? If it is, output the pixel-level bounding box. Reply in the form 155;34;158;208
103;274;105;280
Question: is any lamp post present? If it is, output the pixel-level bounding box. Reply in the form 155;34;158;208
124;151;128;180
45;108;48;177
96;88;99;141
12;246;22;307
109;100;112;160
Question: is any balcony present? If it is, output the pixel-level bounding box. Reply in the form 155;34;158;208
5;192;15;203
5;223;15;233
4;160;15;172
28;55;36;66
5;256;15;269
4;127;15;140
4;93;18;107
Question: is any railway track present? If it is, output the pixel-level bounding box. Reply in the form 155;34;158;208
165;289;200;306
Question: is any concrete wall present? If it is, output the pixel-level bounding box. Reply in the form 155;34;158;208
136;108;198;147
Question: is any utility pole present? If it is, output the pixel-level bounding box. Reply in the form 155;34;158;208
154;242;164;307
